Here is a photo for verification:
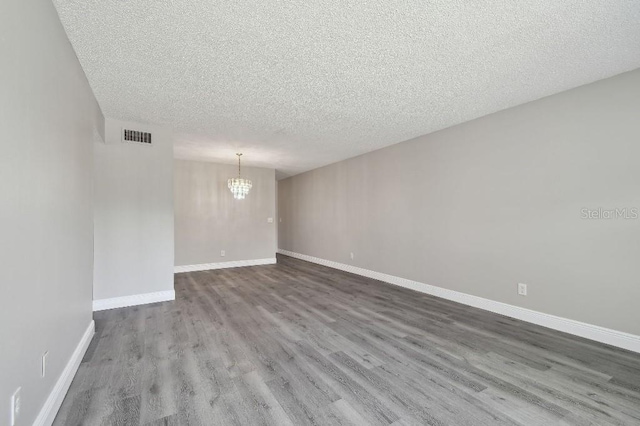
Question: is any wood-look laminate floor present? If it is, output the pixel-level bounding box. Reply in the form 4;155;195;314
54;254;640;425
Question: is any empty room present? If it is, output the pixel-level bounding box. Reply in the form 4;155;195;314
2;0;640;425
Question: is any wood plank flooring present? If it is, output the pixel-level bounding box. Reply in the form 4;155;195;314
54;254;640;425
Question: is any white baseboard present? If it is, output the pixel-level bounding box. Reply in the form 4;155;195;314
277;249;640;354
93;290;175;311
174;257;277;273
33;320;95;426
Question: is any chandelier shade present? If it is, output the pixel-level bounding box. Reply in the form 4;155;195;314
228;153;252;199
228;177;252;199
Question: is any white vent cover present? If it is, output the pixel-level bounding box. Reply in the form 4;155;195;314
122;129;152;144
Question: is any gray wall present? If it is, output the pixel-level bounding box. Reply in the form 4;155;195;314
175;160;276;266
0;0;103;423
278;69;640;336
93;118;174;300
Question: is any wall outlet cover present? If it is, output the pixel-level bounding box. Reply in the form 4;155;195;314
518;283;528;296
221;250;226;257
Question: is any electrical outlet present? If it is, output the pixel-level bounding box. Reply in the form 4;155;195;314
267;217;273;223
518;283;528;296
42;351;49;378
221;250;226;257
11;387;21;426
350;252;354;260
279;217;282;223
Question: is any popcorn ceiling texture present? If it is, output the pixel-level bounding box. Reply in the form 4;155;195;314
53;0;640;178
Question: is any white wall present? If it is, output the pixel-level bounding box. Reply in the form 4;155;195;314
0;0;103;423
174;160;276;266
279;69;640;337
93;118;174;301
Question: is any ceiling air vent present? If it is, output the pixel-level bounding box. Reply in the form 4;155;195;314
122;129;152;145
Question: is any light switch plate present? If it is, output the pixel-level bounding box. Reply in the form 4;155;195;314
11;387;21;426
42;351;49;377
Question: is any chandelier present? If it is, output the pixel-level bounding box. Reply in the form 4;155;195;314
228;153;252;199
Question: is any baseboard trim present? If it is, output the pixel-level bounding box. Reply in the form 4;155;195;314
33;320;95;426
277;249;640;354
93;290;175;311
174;257;277;273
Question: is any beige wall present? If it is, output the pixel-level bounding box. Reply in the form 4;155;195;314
0;0;103;423
93;118;174;300
279;69;640;336
174;160;276;266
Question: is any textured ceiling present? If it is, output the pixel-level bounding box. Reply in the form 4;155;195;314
54;0;640;178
